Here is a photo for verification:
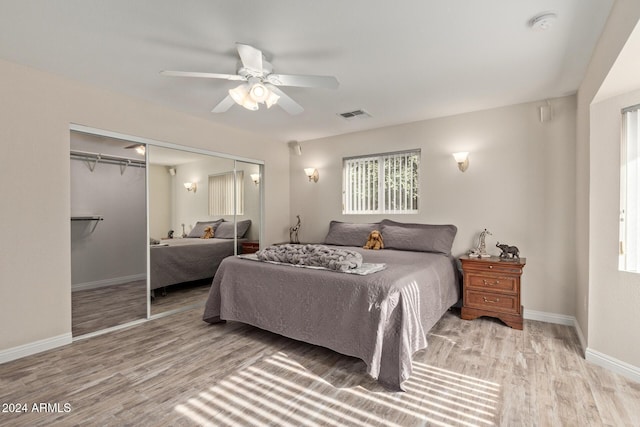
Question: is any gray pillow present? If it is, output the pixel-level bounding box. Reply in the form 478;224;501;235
324;221;380;247
215;219;252;239
187;220;223;238
380;219;457;254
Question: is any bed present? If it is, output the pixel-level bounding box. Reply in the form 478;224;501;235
202;219;461;390
150;219;250;291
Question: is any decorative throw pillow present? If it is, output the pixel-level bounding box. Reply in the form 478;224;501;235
380;219;457;254
324;220;380;247
215;219;252;239
187;220;223;238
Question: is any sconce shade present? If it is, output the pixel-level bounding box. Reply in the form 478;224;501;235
184;182;197;192
304;168;319;183
452;152;469;172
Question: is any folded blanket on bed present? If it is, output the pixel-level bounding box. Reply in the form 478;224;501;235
256;244;363;272
240;253;385;275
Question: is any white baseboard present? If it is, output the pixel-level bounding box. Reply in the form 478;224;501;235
523;308;575;326
0;333;72;364
586;347;640;384
72;273;146;292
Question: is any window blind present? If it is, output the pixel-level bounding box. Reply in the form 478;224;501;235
208;171;244;216
343;149;419;214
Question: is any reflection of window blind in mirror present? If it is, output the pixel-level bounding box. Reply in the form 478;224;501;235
208;171;244;216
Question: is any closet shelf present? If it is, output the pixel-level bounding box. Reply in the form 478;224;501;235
71;216;104;221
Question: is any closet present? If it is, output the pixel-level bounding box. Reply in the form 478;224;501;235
70;126;264;338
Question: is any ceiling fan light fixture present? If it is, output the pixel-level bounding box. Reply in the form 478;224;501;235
265;90;280;108
249;82;269;102
229;83;259;111
242;98;259;111
229;83;250;105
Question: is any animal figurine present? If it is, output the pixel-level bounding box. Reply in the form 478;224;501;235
364;230;384;250
477;228;492;257
496;242;519;259
289;215;301;243
201;226;214;239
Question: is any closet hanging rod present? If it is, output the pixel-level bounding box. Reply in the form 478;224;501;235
70;150;146;167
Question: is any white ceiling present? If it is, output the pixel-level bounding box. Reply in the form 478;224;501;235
0;0;613;143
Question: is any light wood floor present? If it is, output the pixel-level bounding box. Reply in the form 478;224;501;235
150;278;212;316
72;279;212;336
2;308;639;426
72;280;147;337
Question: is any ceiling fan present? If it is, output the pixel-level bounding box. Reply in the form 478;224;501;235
160;43;339;115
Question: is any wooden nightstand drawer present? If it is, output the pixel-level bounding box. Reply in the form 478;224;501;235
467;274;517;293
459;255;526;329
464;289;520;314
462;261;523;275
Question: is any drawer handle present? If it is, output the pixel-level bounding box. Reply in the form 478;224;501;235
482;279;500;286
488;265;493;269
483;297;500;303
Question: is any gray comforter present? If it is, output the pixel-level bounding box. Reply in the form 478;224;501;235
150;238;240;290
203;246;460;390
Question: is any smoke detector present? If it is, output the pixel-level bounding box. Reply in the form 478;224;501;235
529;12;557;31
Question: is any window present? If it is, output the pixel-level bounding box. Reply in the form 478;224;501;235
209;171;244;216
343;149;420;214
620;105;640;271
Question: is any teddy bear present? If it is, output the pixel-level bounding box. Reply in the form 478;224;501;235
363;230;384;250
201;226;214;239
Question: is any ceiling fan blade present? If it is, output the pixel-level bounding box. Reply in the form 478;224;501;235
211;95;236;113
160;70;245;81
266;74;339;89
236;43;263;73
266;85;304;115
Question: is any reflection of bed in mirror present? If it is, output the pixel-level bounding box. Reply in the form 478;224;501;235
150;219;250;293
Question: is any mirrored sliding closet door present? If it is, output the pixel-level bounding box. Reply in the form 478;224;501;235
70;131;147;337
70;126;265;335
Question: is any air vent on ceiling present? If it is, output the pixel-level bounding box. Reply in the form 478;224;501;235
338;109;372;120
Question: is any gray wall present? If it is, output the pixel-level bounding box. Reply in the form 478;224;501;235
70;132;146;288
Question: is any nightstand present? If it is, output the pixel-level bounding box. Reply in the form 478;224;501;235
459;255;526;330
240;241;260;254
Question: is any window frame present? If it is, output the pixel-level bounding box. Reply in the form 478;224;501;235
620;104;640;272
342;149;420;215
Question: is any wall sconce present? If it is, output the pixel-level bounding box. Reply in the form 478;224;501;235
184;182;197;192
452;152;469;172
250;173;260;186
304;167;319;183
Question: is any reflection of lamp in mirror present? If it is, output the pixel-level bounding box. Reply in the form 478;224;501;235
184;182;197;192
304;168;319;183
452;152;469;172
250;173;260;186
